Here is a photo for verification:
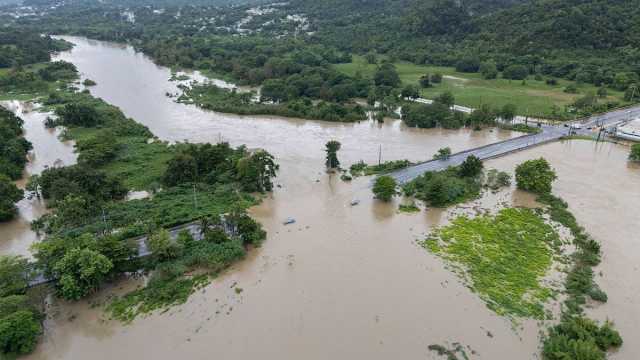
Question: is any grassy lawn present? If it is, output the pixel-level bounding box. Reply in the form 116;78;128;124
334;55;628;118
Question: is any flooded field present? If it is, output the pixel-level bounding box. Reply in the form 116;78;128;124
1;36;636;359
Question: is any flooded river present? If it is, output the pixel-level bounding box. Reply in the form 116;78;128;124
0;101;77;258
2;36;636;359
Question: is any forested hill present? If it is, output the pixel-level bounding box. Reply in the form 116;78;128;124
472;0;640;52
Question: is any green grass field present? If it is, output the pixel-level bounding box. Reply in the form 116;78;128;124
334;56;628;118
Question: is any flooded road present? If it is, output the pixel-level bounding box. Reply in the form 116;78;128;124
8;36;637;359
0;101;77;258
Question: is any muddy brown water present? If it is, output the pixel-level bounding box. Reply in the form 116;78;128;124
0;36;635;359
0;101;77;258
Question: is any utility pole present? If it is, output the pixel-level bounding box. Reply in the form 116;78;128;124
193;184;199;211
378;144;382;166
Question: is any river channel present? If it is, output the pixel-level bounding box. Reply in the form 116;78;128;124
0;36;636;359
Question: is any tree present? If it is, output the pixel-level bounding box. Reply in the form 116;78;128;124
54;102;101;127
624;84;638;101
515;158;557;194
0;310;41;356
374;63;401;88
629;144;640;162
402;102;451;128
499;103;517;122
459;155;483;177
365;52;377;64
431;73;443;84
401;85;420;100
419;74;431;88
0;175;22;222
236;150;279;192
433;147;452;160
480;61;498;79
435;91;455;108
163;152;197;186
325;140;341;169
467;104;497;128
455;57;481;73
373;176;397;201
573;92;598;110
0;256;30;298
502;65;528;80
597;86;608;98
53;248;113;300
260;79;289;103
147;229;183;261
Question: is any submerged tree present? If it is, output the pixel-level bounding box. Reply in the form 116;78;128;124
325;140;342;169
236;150;279;192
515;158;557;194
373;175;397;201
433;147;452;160
458;155;483;178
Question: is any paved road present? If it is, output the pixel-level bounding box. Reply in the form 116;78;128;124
388;104;640;184
28;220;236;287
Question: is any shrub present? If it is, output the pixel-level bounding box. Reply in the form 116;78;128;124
147;229;183;261
629;144;640;161
543;317;622;360
485;169;511;190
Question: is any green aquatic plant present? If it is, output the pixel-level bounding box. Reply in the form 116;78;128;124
423;208;559;319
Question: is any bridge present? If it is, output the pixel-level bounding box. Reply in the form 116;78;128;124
388;103;640;184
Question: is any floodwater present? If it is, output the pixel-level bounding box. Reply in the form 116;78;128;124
0;101;77;258
6;36;636;359
488;140;640;360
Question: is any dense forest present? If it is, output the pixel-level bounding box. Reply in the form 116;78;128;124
2;0;637;120
0;29;71;68
0;107;31;221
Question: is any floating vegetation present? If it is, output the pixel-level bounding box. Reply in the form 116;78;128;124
427;343;471;360
107;274;210;323
398;202;420;213
423;208;560;319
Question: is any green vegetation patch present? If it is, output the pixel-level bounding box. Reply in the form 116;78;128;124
423;208;559;319
181;83;366;122
107;274;209;323
350;159;413;177
398;202;420;213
